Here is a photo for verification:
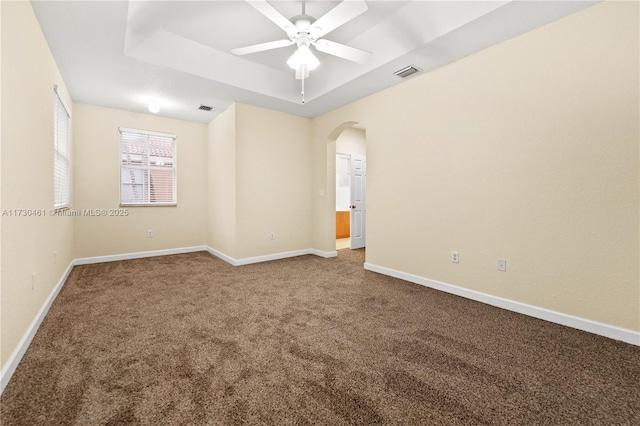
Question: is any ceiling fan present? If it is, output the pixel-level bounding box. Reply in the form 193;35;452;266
232;0;372;83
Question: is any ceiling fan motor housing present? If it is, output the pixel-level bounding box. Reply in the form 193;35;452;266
289;15;323;42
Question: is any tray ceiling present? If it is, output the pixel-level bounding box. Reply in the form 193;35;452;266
31;1;598;123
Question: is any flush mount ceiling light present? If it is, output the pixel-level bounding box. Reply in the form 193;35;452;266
147;102;160;114
232;0;372;103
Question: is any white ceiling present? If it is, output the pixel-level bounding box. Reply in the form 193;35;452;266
31;1;598;123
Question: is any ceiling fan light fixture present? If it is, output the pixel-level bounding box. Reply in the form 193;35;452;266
287;45;319;71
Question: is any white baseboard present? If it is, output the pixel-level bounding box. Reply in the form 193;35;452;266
74;246;207;265
0;260;75;394
312;249;338;258
206;246;238;265
364;262;640;346
234;249;313;266
207;247;332;266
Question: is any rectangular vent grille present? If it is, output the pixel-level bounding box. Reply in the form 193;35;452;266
198;104;213;111
394;65;421;79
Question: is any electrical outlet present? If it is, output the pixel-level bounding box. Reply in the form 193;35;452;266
147;230;153;238
451;251;459;263
497;258;507;272
269;232;275;240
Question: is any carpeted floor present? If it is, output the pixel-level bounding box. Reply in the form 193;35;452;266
1;249;639;425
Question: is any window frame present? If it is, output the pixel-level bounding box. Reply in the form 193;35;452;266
118;127;177;207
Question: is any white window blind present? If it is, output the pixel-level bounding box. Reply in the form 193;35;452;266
54;89;70;209
119;128;177;206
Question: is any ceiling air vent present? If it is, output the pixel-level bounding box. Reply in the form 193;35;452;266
198;104;213;111
394;65;422;79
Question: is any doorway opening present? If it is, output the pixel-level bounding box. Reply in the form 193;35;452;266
334;126;366;251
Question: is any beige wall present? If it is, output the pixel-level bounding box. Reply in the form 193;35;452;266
207;103;313;260
1;0;3;362
234;103;312;259
336;127;366;156
1;1;74;367
207;104;237;258
73;104;207;258
312;1;639;331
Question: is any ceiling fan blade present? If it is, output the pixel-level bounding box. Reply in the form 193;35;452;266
231;39;295;56
314;39;372;64
246;0;296;36
310;0;368;39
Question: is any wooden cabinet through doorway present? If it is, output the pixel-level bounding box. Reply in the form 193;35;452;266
336;211;350;239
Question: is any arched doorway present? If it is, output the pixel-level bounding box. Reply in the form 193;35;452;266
327;122;367;252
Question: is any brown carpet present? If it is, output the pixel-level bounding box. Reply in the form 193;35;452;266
1;249;639;425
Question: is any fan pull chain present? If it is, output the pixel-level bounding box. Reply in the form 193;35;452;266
301;72;305;104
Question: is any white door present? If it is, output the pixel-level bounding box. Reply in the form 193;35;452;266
350;154;366;249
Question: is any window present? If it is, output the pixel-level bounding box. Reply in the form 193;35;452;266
119;127;176;206
54;88;71;209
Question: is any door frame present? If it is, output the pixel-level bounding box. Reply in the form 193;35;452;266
330;123;367;252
